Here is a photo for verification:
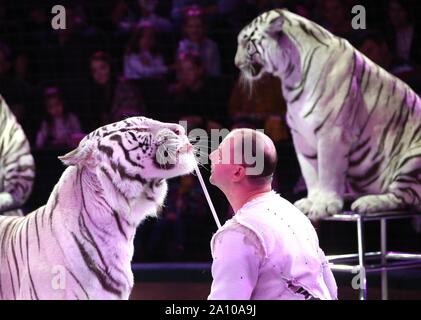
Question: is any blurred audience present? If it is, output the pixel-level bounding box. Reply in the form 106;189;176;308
137;0;173;33
36;87;83;149
168;53;227;129
171;0;219;27
176;8;221;76
110;80;147;122
319;0;359;44
386;0;421;65
228;73;289;141
115;0;173;34
0;42;33;127
357;30;421;93
84;51;118;132
124;25;168;80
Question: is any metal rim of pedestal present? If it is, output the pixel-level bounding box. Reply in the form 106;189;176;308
323;211;421;300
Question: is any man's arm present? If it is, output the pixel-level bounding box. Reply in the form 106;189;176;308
208;228;262;300
318;248;338;300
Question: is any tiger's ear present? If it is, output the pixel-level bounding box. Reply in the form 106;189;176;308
58;139;97;167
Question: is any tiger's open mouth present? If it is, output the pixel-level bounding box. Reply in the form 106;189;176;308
250;62;263;77
240;62;264;80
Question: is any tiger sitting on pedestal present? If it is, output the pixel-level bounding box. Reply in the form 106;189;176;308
235;9;421;220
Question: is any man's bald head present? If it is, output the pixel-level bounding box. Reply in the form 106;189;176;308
226;128;278;184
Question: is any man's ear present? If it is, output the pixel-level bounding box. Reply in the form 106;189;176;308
232;166;247;182
58;139;98;167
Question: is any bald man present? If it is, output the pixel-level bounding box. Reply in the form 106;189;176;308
207;129;337;300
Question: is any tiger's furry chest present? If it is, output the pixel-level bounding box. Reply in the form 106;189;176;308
286;104;319;153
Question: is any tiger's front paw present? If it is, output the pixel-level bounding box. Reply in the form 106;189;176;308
294;198;313;215
351;194;404;213
307;192;343;221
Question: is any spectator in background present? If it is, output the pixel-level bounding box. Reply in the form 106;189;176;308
171;0;219;27
85;51;117;132
39;5;89;83
168;53;227;130
228;73;289;142
135;0;176;64
136;0;173;33
14;52;33;85
17;3;54;86
110;80;147;122
36;87;83;149
0;42;33;132
291;1;313;19
357;30;421;93
357;31;396;71
124;24;168;80
176;7;221;76
319;0;358;44
386;0;421;65
116;0;172;33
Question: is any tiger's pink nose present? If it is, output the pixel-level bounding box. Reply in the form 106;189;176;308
179;143;193;153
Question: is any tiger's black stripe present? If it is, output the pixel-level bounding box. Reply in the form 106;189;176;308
66;267;90;300
109;134;146;169
26;218;39;300
111;210;129;241
71;232;123;297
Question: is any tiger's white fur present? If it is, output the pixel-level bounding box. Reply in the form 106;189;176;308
0;96;35;216
235;9;421;220
0;117;196;299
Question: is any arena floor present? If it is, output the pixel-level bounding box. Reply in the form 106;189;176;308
129;263;421;300
129;282;421;300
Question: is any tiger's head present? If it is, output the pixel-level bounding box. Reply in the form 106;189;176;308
235;9;316;84
59;117;196;200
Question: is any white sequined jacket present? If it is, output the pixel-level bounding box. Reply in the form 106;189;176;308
208;191;338;300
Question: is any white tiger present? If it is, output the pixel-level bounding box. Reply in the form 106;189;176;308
0;95;35;216
0;117;196;299
235;9;421;220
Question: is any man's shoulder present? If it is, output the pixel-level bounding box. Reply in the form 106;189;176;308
211;219;267;259
212;219;245;240
241;192;299;217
